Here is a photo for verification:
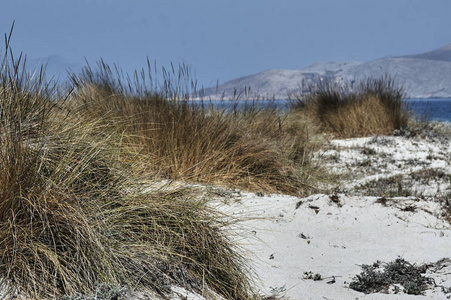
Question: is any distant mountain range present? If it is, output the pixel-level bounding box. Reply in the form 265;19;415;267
200;44;451;99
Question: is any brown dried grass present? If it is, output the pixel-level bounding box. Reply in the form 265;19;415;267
290;77;410;138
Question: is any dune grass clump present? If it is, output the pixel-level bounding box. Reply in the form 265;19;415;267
69;62;323;196
290;76;410;138
0;37;254;299
0;40;119;297
0;127;118;298
102;189;254;299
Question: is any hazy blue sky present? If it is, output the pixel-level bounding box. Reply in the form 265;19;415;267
1;0;450;87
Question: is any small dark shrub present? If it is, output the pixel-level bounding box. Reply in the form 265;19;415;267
350;258;433;295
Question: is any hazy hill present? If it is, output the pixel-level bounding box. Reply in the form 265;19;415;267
404;44;451;61
201;45;451;99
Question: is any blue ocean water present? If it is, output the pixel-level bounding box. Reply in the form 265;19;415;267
192;98;451;123
405;98;451;123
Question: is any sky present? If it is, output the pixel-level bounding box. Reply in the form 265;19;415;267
1;0;451;88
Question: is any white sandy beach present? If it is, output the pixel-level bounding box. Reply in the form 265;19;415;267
167;126;451;300
225;127;451;300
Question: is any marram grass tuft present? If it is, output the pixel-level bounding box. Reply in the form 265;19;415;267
290;76;411;138
0;38;254;299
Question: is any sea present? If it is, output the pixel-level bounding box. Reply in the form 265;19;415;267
405;98;451;123
193;98;451;123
